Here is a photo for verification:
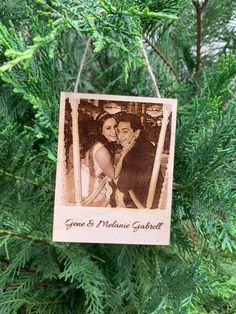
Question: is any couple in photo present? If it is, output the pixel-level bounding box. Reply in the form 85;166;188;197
81;111;162;209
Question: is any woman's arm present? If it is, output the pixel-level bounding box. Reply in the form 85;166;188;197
94;147;116;179
94;144;132;180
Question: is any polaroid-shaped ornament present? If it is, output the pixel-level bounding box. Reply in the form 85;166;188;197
53;93;177;245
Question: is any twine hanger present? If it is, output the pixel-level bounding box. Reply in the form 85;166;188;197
72;36;165;209
139;38;161;98
74;37;91;93
74;37;161;98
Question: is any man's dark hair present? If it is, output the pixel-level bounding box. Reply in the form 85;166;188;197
116;112;141;131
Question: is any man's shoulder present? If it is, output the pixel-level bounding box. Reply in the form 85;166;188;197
135;137;155;153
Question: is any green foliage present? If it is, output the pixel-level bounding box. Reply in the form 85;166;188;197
0;0;236;313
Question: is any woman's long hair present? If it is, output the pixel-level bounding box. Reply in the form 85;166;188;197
79;112;117;159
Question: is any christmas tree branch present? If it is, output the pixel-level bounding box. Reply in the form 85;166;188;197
0;24;63;73
0;229;54;247
3;282;55;290
99;3;178;21
143;36;178;80
176;157;222;192
0;230;105;264
0;256;43;274
0;299;66;306
0;169;54;193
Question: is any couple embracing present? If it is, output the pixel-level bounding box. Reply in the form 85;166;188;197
81;112;161;209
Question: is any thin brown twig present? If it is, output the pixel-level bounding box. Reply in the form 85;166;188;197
0;256;44;274
193;1;201;72
0;169;54;193
143;36;178;80
202;0;209;9
192;0;209;73
3;282;55;290
0;229;54;247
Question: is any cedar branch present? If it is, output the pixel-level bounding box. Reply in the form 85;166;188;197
0;229;54;246
0;169;54;193
0;256;42;274
143;36;178;80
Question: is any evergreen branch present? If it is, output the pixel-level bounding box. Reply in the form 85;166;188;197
36;0;179;22
119;8;178;21
143;36;178;79
0;299;66;306
0;256;35;273
176;157;223;192
0;47;37;73
32;0;82;34
99;2;179;20
0;229;54;247
58;248;108;314
4;282;55;290
0;169;54;192
0;257;43;274
0;25;64;73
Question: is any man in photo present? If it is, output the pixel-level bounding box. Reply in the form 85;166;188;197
115;112;163;209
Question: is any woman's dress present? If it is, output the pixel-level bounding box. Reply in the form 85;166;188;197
81;143;112;207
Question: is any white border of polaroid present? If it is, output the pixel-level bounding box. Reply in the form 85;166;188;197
53;93;177;245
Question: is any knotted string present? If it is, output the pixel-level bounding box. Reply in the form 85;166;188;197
74;37;91;93
74;37;161;98
139;38;161;98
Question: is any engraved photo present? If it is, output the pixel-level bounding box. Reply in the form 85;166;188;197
53;93;177;245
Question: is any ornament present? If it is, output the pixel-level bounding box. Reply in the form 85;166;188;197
53;92;177;245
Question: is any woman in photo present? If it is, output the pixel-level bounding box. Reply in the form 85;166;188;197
80;112;131;207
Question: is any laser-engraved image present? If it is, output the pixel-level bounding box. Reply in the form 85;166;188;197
53;93;177;245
